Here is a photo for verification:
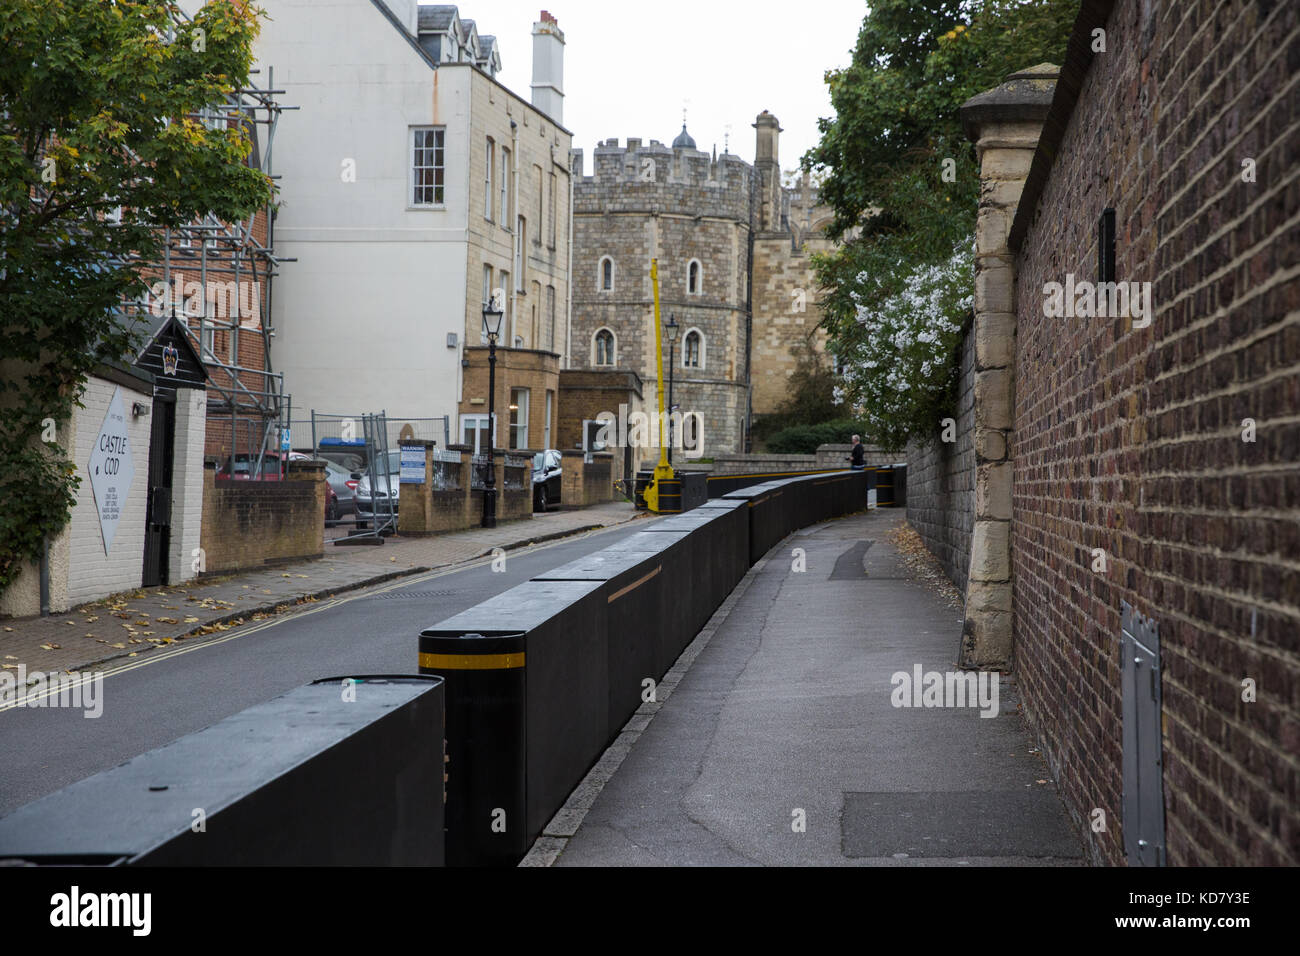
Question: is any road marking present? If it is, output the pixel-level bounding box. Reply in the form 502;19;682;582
0;523;635;711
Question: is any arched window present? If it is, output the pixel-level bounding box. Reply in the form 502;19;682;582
594;328;616;366
687;259;702;295
599;257;614;292
683;329;703;369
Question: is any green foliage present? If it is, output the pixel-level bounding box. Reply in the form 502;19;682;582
0;1;274;595
804;0;1075;446
751;337;845;440
766;419;874;455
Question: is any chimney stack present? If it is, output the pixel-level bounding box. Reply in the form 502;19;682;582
531;10;565;124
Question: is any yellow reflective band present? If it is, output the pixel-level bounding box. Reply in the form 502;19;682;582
418;652;525;670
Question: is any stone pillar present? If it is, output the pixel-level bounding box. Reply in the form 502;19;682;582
956;64;1057;669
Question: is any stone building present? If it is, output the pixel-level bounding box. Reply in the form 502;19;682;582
569;112;834;456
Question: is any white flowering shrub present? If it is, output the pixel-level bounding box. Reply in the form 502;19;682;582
835;242;973;450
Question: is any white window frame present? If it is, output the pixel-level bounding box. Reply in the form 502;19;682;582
509;388;530;450
409;127;446;208
593;327;616;366
500;146;511;226
687;258;703;295
682;327;705;370
544;390;553;450
461;413;496;453
484;137;494;222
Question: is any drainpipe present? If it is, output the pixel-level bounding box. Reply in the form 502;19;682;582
39;537;50;617
565;149;574;368
510;119;520;344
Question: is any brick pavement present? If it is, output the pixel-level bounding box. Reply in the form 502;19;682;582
1;502;643;678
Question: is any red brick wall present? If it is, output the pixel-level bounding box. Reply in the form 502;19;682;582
1011;0;1298;864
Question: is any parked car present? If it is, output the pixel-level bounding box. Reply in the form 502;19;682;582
532;449;562;512
215;452;288;481
322;459;358;519
354;449;402;527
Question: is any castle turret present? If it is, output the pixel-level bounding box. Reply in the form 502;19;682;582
753;111;783;233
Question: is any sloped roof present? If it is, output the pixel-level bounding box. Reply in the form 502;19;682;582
417;5;459;32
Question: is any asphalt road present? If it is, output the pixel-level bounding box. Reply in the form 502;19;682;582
0;522;639;817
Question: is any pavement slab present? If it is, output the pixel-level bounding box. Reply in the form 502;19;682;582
552;509;1085;867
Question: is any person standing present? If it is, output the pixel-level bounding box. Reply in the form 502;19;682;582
849;434;866;471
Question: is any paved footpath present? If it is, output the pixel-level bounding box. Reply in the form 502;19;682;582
542;509;1085;867
1;502;643;676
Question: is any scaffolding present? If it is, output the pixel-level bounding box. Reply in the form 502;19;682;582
116;7;298;476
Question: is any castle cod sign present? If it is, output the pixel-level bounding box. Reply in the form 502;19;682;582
88;387;136;554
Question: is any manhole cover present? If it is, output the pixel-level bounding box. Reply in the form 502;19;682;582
365;589;457;600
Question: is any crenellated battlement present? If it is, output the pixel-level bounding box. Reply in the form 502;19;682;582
571;139;753;221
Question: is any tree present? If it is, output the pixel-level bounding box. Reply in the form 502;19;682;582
803;0;1075;445
0;0;274;595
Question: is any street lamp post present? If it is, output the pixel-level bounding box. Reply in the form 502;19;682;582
481;297;505;528
665;314;679;465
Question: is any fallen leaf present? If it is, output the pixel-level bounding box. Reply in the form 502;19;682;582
64;621;74;626
1;664;17;670
84;616;99;623
128;652;138;657
40;643;61;650
155;617;178;624
3;627;12;632
183;616;199;623
3;655;16;660
110;642;127;649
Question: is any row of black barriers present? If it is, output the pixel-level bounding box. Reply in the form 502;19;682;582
419;467;873;865
0;467;890;867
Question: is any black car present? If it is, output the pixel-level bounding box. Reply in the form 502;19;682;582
532;450;562;512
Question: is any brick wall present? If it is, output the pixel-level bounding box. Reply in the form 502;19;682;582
906;329;976;592
1010;0;1299;864
200;460;324;573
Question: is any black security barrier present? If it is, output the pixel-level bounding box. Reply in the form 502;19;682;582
722;481;788;564
0;676;446;866
637;507;748;659
877;466;896;506
419;467;877;867
678;471;709;511
419;580;607;867
705;468;840;498
891;463;908;507
603;530;698;678
534;547;670;742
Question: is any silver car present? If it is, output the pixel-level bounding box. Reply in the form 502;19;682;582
354;450;401;526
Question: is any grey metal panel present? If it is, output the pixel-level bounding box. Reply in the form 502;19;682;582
1121;600;1166;866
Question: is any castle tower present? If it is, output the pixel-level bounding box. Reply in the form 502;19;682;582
753;110;783;233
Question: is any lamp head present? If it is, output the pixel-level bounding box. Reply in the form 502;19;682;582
666;314;680;343
482;291;505;340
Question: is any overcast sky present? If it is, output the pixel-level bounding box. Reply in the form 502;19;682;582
480;0;868;174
